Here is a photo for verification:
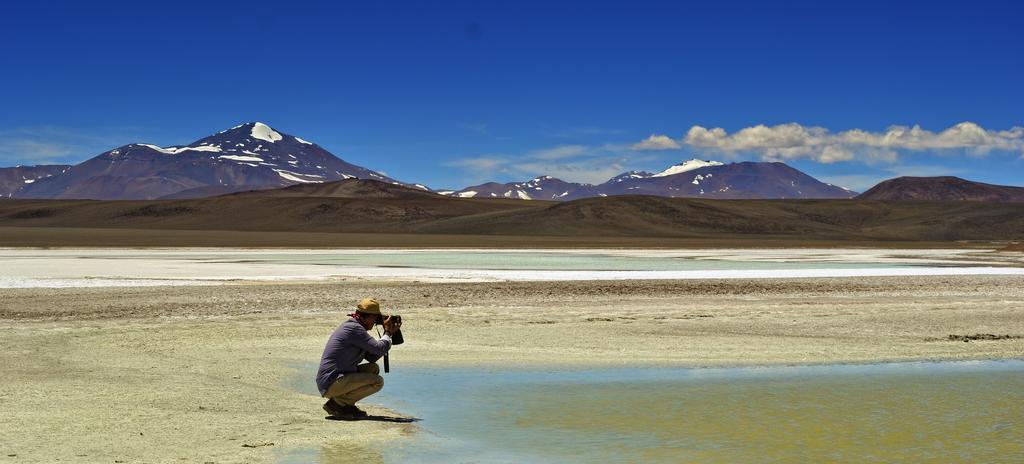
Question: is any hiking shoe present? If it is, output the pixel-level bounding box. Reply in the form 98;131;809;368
343;404;368;418
322;400;347;418
322;401;368;421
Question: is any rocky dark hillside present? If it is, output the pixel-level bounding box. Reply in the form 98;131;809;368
231;177;444;200
2;180;1022;242
857;176;1024;202
0;165;70;198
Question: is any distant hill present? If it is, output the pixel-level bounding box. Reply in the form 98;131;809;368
230;178;443;200
0;179;536;233
0;165;70;198
2;184;1022;242
414;195;1024;240
13;122;416;200
156;184;281;200
444;159;856;200
858;176;1024;203
596;161;855;199
447;176;601;200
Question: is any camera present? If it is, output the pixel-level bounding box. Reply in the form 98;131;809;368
377;315;404;345
380;314;404;373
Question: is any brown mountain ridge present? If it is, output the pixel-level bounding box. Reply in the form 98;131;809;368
2;178;1023;243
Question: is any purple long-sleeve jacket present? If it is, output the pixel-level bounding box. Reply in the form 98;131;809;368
315;317;392;395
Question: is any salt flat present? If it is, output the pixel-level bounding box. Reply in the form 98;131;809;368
1;247;1022;287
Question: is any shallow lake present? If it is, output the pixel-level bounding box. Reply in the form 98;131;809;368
3;248;1023;287
204;250;913;271
288;360;1024;463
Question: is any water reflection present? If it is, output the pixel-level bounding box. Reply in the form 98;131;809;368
276;441;384;464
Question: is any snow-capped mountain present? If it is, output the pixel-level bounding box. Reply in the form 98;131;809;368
0;165;71;198
5;135;855;202
604;170;654;184
445;176;601;201
600;160;855;199
650;159;723;177
445;159;856;201
15;122;411;200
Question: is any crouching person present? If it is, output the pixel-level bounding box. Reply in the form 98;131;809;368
316;298;402;420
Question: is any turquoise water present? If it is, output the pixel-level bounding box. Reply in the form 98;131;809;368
204;251;914;272
290;361;1024;463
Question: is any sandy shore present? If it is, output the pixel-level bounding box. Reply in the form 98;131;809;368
2;276;1024;462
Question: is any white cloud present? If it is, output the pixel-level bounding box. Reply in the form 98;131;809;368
528;145;588;160
0;139;75;164
637;122;1024;164
515;160;627;184
632;134;681;151
837;123;1024;153
446;155;511;173
0;126;144;166
448;144;631;184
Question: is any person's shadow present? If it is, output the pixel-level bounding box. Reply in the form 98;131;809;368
326;415;421;423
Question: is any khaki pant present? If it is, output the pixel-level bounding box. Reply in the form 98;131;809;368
323;363;383;407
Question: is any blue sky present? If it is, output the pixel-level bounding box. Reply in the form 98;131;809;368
1;0;1021;191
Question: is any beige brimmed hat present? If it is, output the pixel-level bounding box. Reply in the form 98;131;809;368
356;298;382;315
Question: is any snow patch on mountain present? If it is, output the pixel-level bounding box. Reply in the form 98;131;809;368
653;159;723;177
251;122;283;143
273;169;320;183
609;171;653;183
189;145;223;153
219;155;263;162
137;144;223;155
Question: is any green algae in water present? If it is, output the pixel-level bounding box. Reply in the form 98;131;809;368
499;373;1024;462
373;362;1024;463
